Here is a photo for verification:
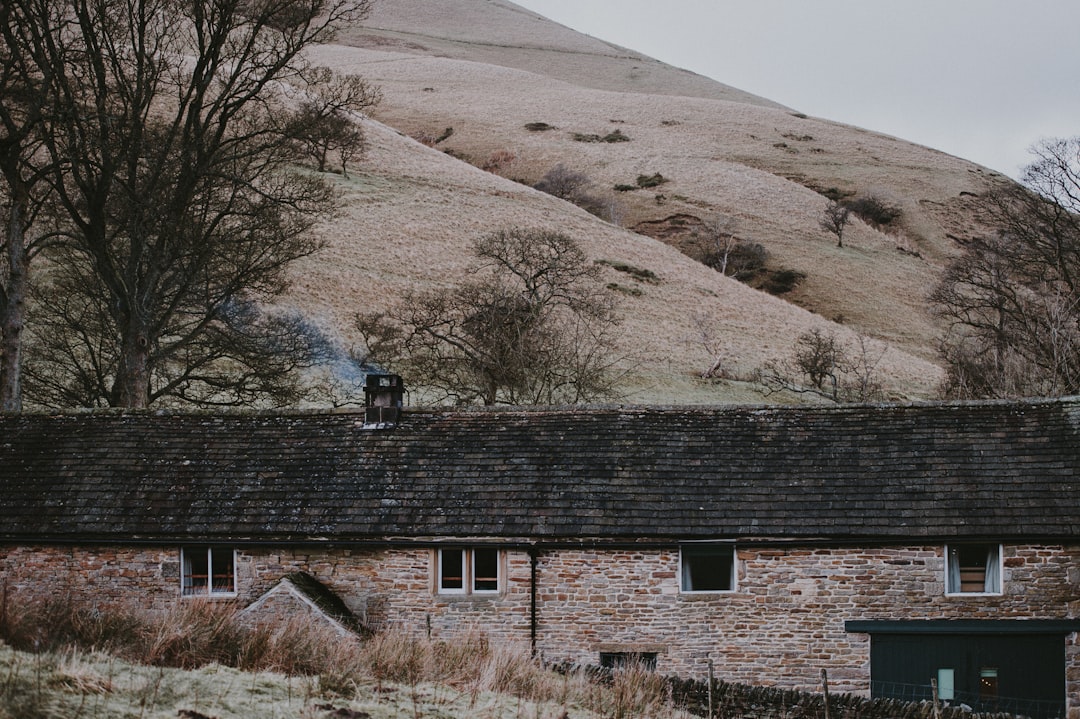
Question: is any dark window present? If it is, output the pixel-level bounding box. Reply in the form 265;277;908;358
181;547;235;596
946;544;1001;594
599;652;658;671
680;544;735;592
472;548;499;592
437;548;500;594
439;548;465;592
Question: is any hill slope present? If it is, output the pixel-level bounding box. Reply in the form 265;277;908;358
287;0;1007;404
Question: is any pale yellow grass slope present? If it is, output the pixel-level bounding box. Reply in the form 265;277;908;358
342;0;785;107
291;50;942;402
339;41;997;359
288;2;1012;403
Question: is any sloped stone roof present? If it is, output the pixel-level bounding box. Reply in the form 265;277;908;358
242;572;366;636
1;398;1078;545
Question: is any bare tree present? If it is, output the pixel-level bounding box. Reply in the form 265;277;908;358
0;0;60;410
932;137;1080;398
291;67;380;176
820;200;851;248
686;311;727;379
14;0;373;408
793;328;843;398
358;228;621;406
699;215;739;275
534;164;591;200
760;329;885;402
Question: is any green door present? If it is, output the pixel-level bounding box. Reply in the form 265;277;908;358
870;633;1064;719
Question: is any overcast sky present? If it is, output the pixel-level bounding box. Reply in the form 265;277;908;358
512;0;1080;179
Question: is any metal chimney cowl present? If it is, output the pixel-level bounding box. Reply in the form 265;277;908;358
363;374;404;427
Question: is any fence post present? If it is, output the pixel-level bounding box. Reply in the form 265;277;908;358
821;668;831;719
931;677;941;719
708;657;715;718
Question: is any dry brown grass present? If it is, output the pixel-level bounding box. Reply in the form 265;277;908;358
0;600;687;718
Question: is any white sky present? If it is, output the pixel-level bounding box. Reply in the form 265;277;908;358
512;0;1080;178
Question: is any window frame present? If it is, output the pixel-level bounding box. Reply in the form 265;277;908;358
180;546;237;598
944;543;1003;596
679;542;737;594
436;547;502;595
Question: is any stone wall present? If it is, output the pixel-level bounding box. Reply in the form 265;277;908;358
533;544;1080;689
2;541;1078;713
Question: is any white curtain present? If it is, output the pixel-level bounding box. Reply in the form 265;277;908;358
946;546;961;593
983;545;1001;593
681;554;694;591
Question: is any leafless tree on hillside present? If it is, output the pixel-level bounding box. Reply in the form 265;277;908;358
760;329;885;403
357;228;622;406
820;200;851;248
932;136;1080;398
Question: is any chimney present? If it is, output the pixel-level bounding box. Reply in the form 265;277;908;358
363;373;404;427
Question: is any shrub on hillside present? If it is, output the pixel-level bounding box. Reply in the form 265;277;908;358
761;268;805;295
636;173;667;188
845;194;902;227
703;240;768;281
572;129;631;143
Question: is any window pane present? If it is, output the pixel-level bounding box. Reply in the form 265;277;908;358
440;549;464;591
183;547;209;596
937;668;955;701
957;545;987;592
210;549;235;594
947;544;1000;593
473;549;499;592
681;545;734;591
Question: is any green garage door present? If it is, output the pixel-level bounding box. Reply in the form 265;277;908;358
847;620;1080;719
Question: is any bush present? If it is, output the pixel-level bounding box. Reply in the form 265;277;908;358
533;164;590;200
703;241;768;281
481;149;516;175
636;173;667;188
572;129;631;143
597;259;660;284
845;194;901;227
761;268;805;295
524;122;554;132
613;183;637;192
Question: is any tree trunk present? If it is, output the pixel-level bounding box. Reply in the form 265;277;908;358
112;326;151;408
1;200;27;411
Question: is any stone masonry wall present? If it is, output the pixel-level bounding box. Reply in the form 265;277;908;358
534;545;1080;692
2;542;1078;715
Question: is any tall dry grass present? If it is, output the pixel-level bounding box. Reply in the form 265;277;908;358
0;598;681;716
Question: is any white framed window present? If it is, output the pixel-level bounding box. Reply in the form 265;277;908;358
945;543;1002;595
680;543;736;593
181;547;236;597
437;548;501;595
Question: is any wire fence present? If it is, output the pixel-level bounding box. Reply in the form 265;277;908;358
869;680;1065;719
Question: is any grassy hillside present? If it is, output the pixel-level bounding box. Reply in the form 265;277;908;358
281;0;1009;404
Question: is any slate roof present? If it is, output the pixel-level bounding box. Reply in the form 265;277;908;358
1;397;1078;545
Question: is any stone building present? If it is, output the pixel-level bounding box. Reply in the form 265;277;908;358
1;396;1079;718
